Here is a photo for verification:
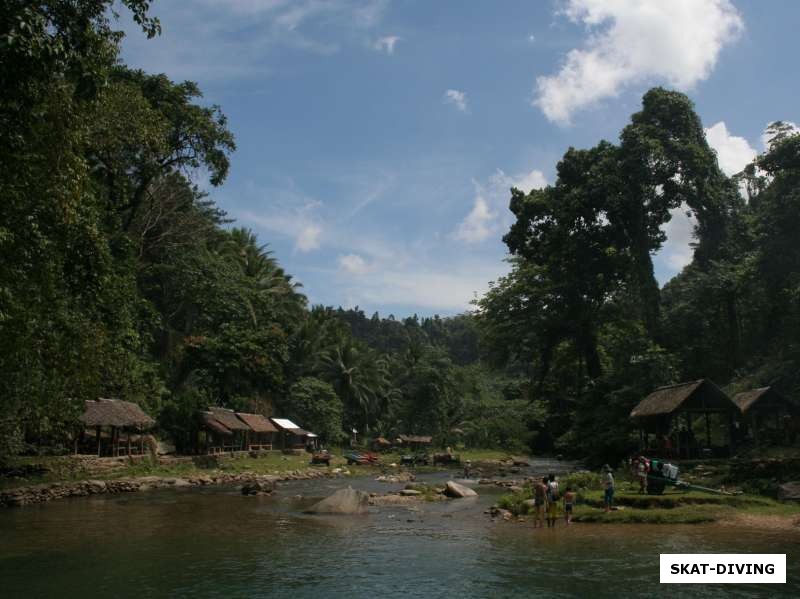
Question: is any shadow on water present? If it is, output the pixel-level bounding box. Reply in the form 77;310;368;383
1;458;798;598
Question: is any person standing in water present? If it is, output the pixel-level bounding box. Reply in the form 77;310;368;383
603;464;615;512
546;473;560;528
532;476;548;528
563;486;576;525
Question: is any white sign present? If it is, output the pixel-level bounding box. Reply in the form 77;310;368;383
660;554;785;584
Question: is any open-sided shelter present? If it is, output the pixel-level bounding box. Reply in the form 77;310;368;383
630;379;739;458
79;398;155;456
733;387;795;444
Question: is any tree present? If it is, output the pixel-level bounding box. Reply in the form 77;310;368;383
284;378;344;445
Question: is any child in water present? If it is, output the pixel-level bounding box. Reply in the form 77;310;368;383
563;486;576;525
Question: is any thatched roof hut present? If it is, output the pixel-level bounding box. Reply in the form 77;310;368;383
630;379;735;419
733;387;791;414
236;412;278;433
208;407;251;432
200;411;233;436
80;399;154;430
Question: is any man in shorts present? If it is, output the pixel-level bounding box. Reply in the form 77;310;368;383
532;476;548;528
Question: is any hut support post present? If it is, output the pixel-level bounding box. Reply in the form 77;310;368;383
96;426;101;456
705;412;712;448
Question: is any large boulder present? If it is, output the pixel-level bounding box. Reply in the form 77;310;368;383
306;486;370;514
778;481;800;501
241;480;275;496
445;481;478;498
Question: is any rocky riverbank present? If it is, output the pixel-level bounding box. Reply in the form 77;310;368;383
0;468;338;508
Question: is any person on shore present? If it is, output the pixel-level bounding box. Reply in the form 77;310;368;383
463;460;472;479
546;473;560;528
533;476;548;528
563;486;576;525
636;456;648;494
603;464;615;512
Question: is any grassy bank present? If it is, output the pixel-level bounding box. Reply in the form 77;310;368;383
0;448;515;491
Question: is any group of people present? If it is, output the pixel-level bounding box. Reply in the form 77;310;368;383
530;474;576;527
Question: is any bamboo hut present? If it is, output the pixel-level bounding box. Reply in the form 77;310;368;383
236;412;278;450
733;387;796;444
78;398;155;457
630;379;738;458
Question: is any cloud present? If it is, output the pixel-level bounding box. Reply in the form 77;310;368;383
371;35;401;54
454;197;495;243
705;121;757;176
296;224;322;252
118;0;390;82
443;89;468;112
453;168;548;244
660;204;697;273
338;253;371;274
236;186;324;253
535;0;743;124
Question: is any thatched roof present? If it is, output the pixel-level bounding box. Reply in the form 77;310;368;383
236;412;278;433
398;434;432;444
630;379;736;419
733;387;790;413
80;399;154;430
208;407;251;432
201;411;233;436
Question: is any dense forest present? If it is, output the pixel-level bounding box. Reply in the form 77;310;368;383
2;2;799;463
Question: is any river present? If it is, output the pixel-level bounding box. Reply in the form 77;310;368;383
1;459;798;598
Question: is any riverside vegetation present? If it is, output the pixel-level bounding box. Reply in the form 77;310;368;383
3;2;800;478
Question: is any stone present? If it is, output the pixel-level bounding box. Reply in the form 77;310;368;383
241;480;274;496
444;481;478;498
778;481;800;501
399;489;422;496
305;486;370;515
522;499;536;510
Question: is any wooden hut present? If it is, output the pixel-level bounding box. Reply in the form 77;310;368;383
630;379;739;458
199;411;234;454
733;387;795;444
397;434;433;450
78;398;155;457
270;418;316;450
207;407;251;452
236;413;278;450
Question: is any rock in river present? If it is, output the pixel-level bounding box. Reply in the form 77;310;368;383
241;480;274;496
306;486;370;514
445;481;478;498
778;481;800;501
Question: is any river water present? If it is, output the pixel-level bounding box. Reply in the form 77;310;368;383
1;459;798;598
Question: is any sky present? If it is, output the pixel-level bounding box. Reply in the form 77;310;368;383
118;0;799;318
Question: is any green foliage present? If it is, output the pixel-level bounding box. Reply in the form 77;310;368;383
284;378;344;445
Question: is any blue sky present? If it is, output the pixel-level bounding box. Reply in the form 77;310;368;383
118;0;798;317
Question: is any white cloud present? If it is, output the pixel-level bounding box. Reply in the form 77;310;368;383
237;187;324;253
296;224;322;252
372;35;401;54
338;253;371;274
119;0;390;82
705;121;757;176
659;204;697;274
443;89;468;112
535;0;743;124
528;34;536;43
454;197;495;243
453;168;548;244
